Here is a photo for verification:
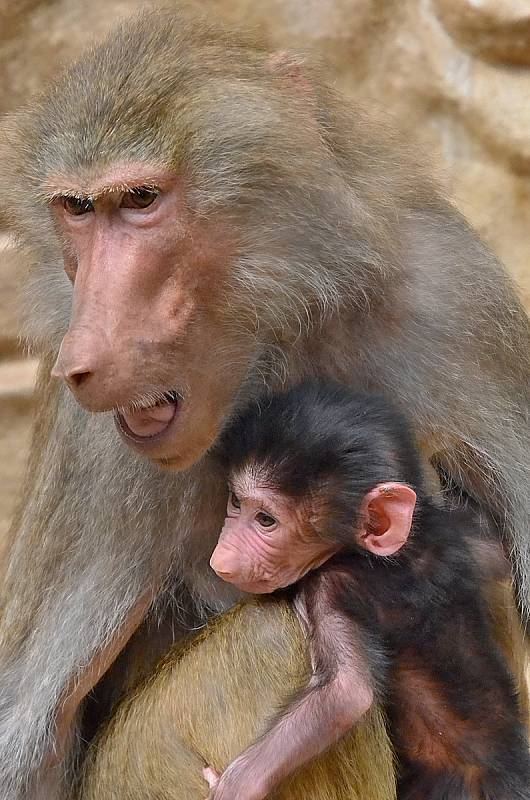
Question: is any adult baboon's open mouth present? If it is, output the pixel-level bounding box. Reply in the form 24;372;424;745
115;390;180;442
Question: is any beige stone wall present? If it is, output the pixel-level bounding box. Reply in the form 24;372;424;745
1;0;529;539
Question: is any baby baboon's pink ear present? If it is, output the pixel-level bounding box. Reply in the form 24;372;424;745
357;483;417;557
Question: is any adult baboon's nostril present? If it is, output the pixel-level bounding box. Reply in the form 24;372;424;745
51;357;93;387
66;369;92;388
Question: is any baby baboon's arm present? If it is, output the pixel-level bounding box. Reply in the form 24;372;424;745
206;575;375;800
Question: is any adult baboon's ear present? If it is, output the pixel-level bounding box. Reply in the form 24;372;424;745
267;51;317;105
268;51;306;80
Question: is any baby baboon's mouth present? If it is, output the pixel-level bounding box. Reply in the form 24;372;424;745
115;390;180;442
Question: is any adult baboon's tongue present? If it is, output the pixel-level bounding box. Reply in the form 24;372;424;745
121;402;177;438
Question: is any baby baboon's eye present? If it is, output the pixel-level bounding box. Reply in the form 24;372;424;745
229;491;241;510
256;512;277;529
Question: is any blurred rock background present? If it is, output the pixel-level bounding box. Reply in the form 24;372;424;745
0;0;529;539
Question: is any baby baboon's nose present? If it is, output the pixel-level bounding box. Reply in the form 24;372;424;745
210;548;244;582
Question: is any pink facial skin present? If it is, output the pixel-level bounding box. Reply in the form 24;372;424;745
210;481;417;594
210;486;339;593
48;164;250;472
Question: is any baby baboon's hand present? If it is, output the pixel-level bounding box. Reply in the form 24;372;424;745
203;766;219;799
203;761;269;800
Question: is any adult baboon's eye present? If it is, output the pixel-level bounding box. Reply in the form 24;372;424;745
121;187;159;209
62;196;94;216
256;512;277;529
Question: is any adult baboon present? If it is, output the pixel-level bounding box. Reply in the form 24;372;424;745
0;5;528;798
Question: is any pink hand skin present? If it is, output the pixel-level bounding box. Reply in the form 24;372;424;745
203;767;220;799
204;574;374;800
